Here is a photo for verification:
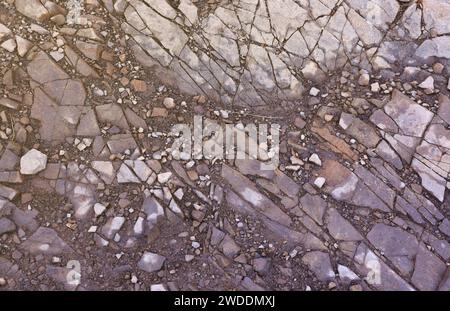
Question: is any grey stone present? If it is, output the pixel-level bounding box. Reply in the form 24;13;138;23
101;216;125;239
325;208;363;241
138;252;166;273
253;257;271;275
0;218;15;235
411;244;446;291
367;224;419;275
299;194;326;225
20;227;71;255
384;90;433;138
302;251;336;281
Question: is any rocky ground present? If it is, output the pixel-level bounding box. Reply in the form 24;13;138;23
0;0;449;291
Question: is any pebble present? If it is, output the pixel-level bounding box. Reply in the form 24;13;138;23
324;114;333;122
371;82;380;92
294;117;306;129
163;97;176;109
314;177;326;189
309;153;322;166
358;72;370;86
309;87;320;96
94;203;106;216
138;252;166;273
419;76;434;90
20;149;48;175
290;156;304;166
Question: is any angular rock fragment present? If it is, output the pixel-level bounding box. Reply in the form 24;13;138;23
20;149;47;175
384;90;433;138
15;0;49;22
354;243;414;291
325;208;362;242
101;216;125;239
302;251;335;281
221;164;292;226
138;252;166;273
0;218;15;235
367;224;419;276
411;243;446;291
20;227;71;255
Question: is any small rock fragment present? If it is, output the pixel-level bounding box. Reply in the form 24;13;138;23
309;153;322;166
20;149;47;175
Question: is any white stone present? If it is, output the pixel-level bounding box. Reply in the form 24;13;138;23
133;217;145;236
309;153;322;166
15;36;33;57
290;156;304;166
117;163;140;183
358;73;370;86
371;82;380;92
94;203;106;216
174;188;184;200
185;254;195;262
309;87;320;96
157;172;172;184
338;264;360;282
163;97;175;109
419;76;434;90
1;39;17;52
138;252;166;273
150;284;167;291
88;226;97;233
20;149;47;175
314;177;326;189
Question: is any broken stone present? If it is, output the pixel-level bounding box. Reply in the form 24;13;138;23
302;251;335;281
367;223;418;275
163;97;176;109
419;76;434;90
20;149;47;175
138;252;166;273
314;177;326;189
411;244;446;291
20;227;71;255
15;0;50;22
1;39;17;53
309;153;322;166
0;218;16;235
325;208;362;241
